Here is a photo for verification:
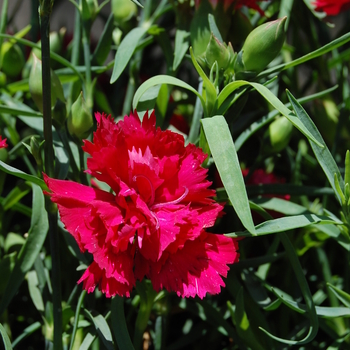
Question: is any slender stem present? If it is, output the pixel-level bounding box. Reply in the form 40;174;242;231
69;290;86;350
81;18;93;109
187;79;203;145
67;4;81;111
40;1;62;349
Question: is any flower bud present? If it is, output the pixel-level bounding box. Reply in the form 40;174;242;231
234;17;287;78
205;33;230;70
262;116;293;154
0;41;25;78
112;0;137;24
67;92;93;140
29;54;65;114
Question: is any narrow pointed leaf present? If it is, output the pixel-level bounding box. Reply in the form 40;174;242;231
111;297;135;350
0;160;47;189
0;323;12;350
110;27;147;83
259;233;318;345
133;75;204;111
202;115;255;233
286;90;344;204
173;29;190;71
226;214;341;238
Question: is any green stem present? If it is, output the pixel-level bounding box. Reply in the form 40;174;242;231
187;79;203;145
78;145;88;185
82;20;93;109
40;1;63;349
67;4;81;111
0;0;9;66
69;290;86;350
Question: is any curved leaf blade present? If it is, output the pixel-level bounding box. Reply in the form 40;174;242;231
110;27;147;84
226;214;341;238
0;160;47;190
133;75;204;111
286;89;344;204
202;115;255;233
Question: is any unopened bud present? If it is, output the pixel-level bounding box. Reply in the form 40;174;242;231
205;33;230;70
0;41;25;78
67;92;93;140
29;54;65;114
262;116;293;154
112;0;137;24
234;17;287;78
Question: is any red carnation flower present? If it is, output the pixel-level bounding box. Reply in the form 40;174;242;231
0;136;8;149
313;0;350;15
44;111;239;298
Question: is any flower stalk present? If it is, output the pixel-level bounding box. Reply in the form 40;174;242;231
39;0;62;349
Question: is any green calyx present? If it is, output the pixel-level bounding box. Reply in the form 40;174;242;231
67;92;93;140
234;17;287;79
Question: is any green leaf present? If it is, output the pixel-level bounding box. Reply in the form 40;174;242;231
327;283;350;308
233;288;265;350
259;30;350;77
84;309;114;350
26;270;45;312
133;75;204;111
111;297;135;350
234;85;338;151
0;323;12;350
110;27;147;83
173;29;190;71
286;90;344;204
226;214;341;238
0;183;48;315
11;322;41;348
0;105;42;117
0;160;47;190
91;13;114;65
250;83;322;147
1;183;31;211
202;115;255;233
217;81;323;147
208;14;223;43
272;287;350;318
190;47;217;116
260;233;318;345
0;253;16;294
